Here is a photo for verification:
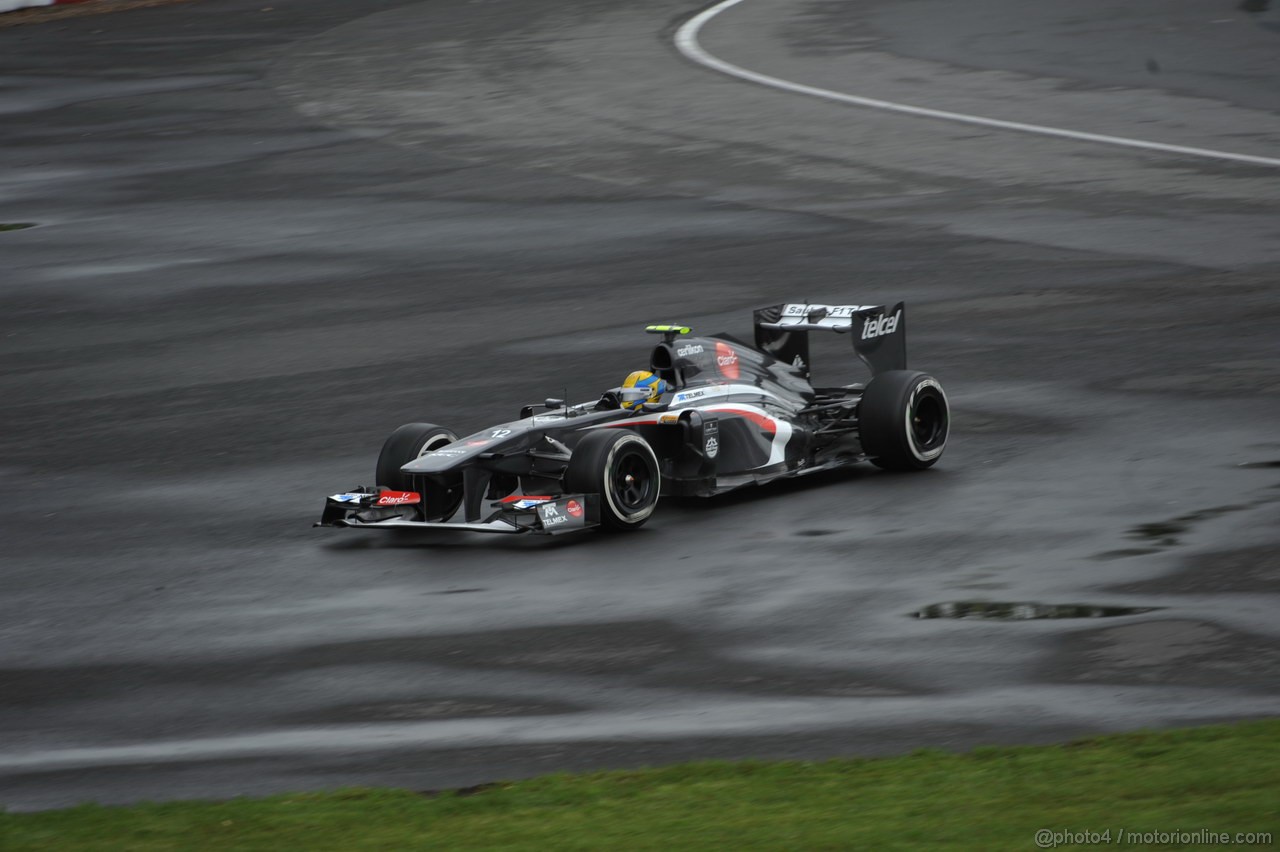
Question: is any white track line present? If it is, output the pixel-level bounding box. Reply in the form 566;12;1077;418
675;0;1280;169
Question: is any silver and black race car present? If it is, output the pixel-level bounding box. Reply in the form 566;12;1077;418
317;301;949;535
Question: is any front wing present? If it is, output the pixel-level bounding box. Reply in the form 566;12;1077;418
315;490;600;535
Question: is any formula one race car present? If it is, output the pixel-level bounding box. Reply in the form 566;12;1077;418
317;301;949;535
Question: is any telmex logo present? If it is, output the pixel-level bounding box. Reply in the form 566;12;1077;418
861;310;901;340
715;342;740;380
677;343;704;357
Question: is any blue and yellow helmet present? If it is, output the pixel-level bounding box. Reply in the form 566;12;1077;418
620;370;668;409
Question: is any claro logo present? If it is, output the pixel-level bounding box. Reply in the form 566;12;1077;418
376;491;420;506
715;342;740;379
861;310;901;340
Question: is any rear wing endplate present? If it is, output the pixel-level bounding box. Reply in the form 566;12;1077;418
753;301;906;378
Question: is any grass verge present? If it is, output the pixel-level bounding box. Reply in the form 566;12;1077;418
4;720;1278;850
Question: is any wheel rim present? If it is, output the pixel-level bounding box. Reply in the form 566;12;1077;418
910;391;947;453
418;433;455;457
611;449;655;513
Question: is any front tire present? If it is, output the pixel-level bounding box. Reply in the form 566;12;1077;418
376;423;462;521
859;371;949;470
564;430;661;530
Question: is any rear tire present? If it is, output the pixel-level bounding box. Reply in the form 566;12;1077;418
859;371;949;470
564;430;660;530
376;423;462;521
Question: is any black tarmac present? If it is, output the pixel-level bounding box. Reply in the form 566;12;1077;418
1;0;1278;810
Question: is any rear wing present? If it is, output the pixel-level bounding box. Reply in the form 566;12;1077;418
753;301;906;378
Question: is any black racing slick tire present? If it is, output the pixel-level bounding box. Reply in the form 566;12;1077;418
376;423;462;521
859;371;949;471
564;430;661;531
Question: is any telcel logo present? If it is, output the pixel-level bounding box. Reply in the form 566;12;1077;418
861;310;901;340
715;342;740;379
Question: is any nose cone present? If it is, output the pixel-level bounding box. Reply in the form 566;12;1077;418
402;453;463;474
400;441;480;474
400;420;529;473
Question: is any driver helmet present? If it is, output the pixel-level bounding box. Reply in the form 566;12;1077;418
620;370;668;409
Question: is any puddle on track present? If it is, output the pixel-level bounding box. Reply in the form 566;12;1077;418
912;601;1160;620
1091;547;1161;561
1126;504;1253;547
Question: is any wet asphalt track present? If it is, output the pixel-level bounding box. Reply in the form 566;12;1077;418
2;0;1279;809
